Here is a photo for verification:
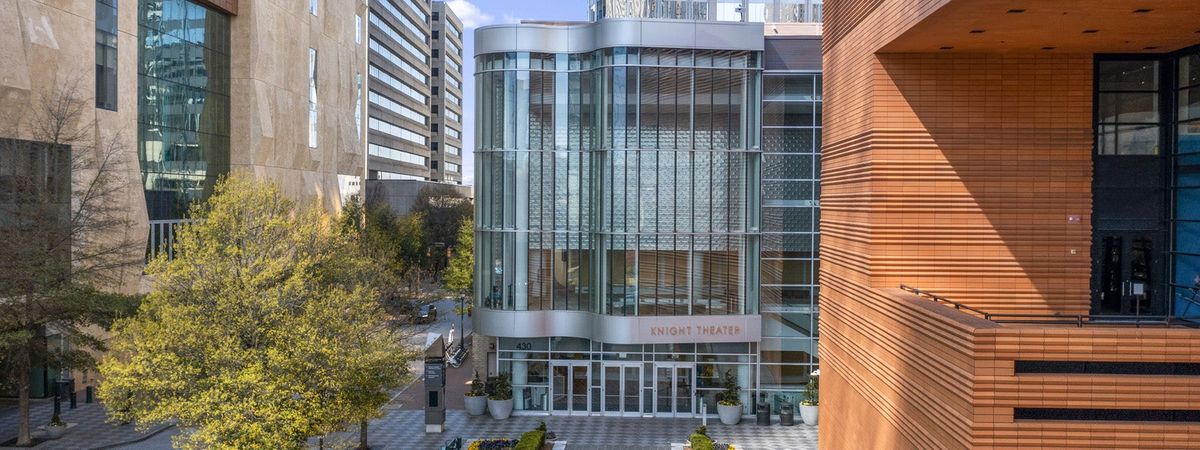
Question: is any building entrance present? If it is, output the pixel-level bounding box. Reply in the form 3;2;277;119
601;362;642;416
653;363;695;417
550;362;589;415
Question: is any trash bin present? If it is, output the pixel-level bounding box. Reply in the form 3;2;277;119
780;400;795;426
756;400;771;426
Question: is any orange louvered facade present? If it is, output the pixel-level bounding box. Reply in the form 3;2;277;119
820;1;1200;449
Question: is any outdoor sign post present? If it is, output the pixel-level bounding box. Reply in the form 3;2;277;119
425;334;447;433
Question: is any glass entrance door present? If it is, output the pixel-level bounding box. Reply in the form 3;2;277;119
602;363;641;416
653;363;694;417
551;363;590;415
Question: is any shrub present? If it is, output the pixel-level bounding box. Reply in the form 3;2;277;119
467;371;486;397
689;432;715;450
717;370;741;406
488;374;513;401
801;372;820;406
469;439;519;450
514;430;546;450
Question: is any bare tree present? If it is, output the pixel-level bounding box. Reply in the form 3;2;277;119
0;77;141;445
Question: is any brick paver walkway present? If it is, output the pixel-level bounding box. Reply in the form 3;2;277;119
0;398;171;450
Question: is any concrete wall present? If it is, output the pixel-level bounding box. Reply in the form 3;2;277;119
230;0;368;212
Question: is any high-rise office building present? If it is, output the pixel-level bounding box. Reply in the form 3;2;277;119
430;2;465;184
821;1;1200;448
365;0;464;185
470;0;823;417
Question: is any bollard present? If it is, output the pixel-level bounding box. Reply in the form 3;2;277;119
780;400;795;426
86;386;94;404
70;391;77;409
756;399;770;426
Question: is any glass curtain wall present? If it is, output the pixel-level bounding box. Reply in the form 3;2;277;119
1175;49;1200;316
758;72;820;410
588;0;825;23
137;0;231;220
475;48;762;317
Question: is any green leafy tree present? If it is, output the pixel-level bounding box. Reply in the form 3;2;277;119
98;175;415;450
410;184;472;274
443;218;474;296
0;78;142;446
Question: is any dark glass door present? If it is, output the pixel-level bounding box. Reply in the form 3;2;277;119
1095;233;1164;315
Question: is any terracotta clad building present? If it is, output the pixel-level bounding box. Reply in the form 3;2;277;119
820;0;1200;448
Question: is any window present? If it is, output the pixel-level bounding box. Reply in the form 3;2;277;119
432;160;439;169
432;142;439;151
434;49;440;59
433;30;440;39
369;116;426;145
355;15;362;44
446;143;461;156
369;143;426;165
310;0;318;15
445;126;461;140
355;73;363;134
369;64;427;104
433;12;440;21
432;124;439;133
370;12;428;64
447;162;460;173
369;38;428;83
433;86;439;95
95;0;118;111
433;68;440;76
369;90;427;124
1097;60;1160;155
379;0;428;43
432;105;439;114
308;48;318;148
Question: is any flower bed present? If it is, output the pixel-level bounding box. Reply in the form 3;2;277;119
468;439;519;450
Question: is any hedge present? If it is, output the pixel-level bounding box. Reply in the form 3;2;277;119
514;430;546;450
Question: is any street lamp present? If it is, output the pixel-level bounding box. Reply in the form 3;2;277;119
458;294;466;349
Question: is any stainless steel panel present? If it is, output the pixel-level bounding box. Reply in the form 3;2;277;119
474;19;763;57
475;308;762;344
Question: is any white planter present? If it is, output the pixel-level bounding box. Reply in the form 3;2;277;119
800;404;819;426
487;398;513;419
44;424;67;440
717;403;742;425
465;395;487;416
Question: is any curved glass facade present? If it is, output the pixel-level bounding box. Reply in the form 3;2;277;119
474;48;762;317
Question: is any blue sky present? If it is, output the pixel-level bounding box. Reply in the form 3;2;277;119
449;0;589;185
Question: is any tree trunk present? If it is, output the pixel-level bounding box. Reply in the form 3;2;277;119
359;421;368;450
17;345;32;446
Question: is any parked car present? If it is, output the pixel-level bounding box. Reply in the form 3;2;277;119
414;303;438;324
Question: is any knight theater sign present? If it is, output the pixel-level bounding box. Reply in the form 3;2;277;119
601;314;762;344
475;308;763;344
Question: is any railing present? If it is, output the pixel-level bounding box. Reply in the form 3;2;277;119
899;285;1200;328
146;219;193;263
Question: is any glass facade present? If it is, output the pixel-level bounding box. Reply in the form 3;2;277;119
137;0;230;220
759;72;820;395
474;48;762;317
589;0;824;23
1175;48;1200;316
497;337;757;415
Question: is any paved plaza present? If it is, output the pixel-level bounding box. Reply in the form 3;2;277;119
2;402;817;450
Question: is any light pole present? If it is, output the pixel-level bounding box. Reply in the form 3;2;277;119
458;294;465;349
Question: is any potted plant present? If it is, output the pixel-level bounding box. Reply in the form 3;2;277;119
487;373;514;420
44;413;67;439
800;369;819;426
716;370;743;425
465;370;488;416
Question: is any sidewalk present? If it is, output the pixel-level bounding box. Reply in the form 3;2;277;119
0;398;171;450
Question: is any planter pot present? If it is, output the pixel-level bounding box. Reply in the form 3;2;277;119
487;398;514;419
465;395;487;416
717;403;742;425
800;404;819;426
45;424;67;440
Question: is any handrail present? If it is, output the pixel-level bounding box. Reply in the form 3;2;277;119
898;285;1200;328
899;284;992;321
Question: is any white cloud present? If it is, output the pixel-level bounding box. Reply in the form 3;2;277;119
447;0;494;28
501;14;524;24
